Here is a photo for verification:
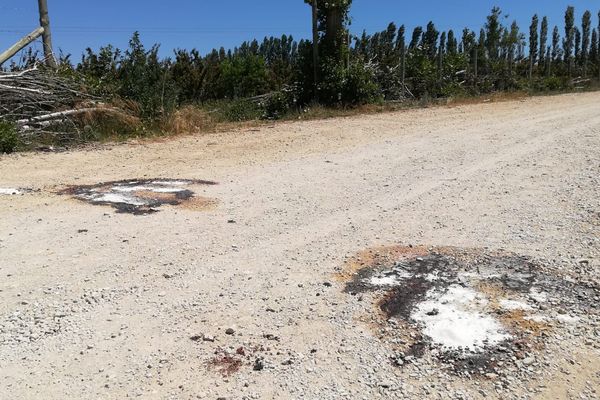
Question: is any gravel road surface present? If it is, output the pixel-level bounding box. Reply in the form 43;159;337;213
1;92;599;399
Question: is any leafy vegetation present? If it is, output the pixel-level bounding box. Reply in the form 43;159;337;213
0;121;19;154
2;3;600;148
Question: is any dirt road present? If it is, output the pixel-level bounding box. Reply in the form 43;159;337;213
1;93;599;399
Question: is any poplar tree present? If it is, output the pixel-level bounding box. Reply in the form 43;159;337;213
395;25;406;53
581;10;591;75
564;6;575;76
540;17;548;66
447;30;458;54
575;27;581;62
485;7;502;60
409;26;423;50
591;29;598;64
552;26;561;62
529;14;539;77
422;22;439;59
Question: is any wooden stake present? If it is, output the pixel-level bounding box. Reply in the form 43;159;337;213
0;27;44;66
38;0;57;68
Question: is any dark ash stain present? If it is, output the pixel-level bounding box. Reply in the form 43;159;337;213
59;178;218;215
343;246;600;376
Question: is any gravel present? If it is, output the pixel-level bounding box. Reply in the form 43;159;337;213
0;92;599;399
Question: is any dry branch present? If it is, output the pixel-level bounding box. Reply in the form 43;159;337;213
0;66;112;139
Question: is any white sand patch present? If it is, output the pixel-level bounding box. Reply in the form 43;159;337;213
499;299;534;311
412;285;510;352
0;188;21;195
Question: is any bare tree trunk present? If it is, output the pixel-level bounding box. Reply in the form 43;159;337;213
38;0;57;68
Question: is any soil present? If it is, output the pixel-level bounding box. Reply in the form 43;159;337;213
0;92;599;399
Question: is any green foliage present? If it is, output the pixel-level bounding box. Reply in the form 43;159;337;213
119;33;178;120
0;121;19;154
316;57;380;105
261;89;297;120
218;54;270;99
7;2;597;144
219;99;263;122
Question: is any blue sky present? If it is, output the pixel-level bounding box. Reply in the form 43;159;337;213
1;1;599;62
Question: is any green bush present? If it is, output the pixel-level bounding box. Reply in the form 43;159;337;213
317;58;380;106
221;99;263;122
542;76;565;91
0;121;19;154
342;62;381;105
261;90;296;120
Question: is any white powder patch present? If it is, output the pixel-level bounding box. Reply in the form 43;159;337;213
412;285;510;352
0;188;20;195
499;299;533;311
368;270;412;286
369;276;402;286
556;314;580;324
528;288;548;303
524;315;548;323
91;193;148;206
113;185;186;193
151;180;189;186
425;272;440;282
73;181;195;207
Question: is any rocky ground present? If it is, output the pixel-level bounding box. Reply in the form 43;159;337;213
0;92;599;399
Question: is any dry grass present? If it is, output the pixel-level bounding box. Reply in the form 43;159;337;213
161;105;217;135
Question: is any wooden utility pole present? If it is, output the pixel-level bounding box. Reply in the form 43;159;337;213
311;0;319;100
0;0;57;66
38;0;57;67
0;27;44;66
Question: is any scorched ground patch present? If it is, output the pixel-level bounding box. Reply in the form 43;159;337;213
59;179;218;215
342;246;599;376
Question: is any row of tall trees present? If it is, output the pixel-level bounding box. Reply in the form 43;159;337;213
354;6;600;99
9;4;600;120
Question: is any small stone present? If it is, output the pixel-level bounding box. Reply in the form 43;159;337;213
253;358;265;371
225;328;235;335
523;357;535;366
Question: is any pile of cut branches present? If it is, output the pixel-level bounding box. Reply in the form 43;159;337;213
0;65;131;142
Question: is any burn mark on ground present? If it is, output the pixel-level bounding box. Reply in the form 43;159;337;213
59;179;218;215
342;245;599;376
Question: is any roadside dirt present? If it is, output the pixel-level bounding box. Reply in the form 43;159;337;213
0;92;599;399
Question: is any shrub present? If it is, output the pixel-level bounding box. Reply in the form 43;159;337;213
261;89;297;120
0;121;19;154
317;58;380;106
221;99;263;122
